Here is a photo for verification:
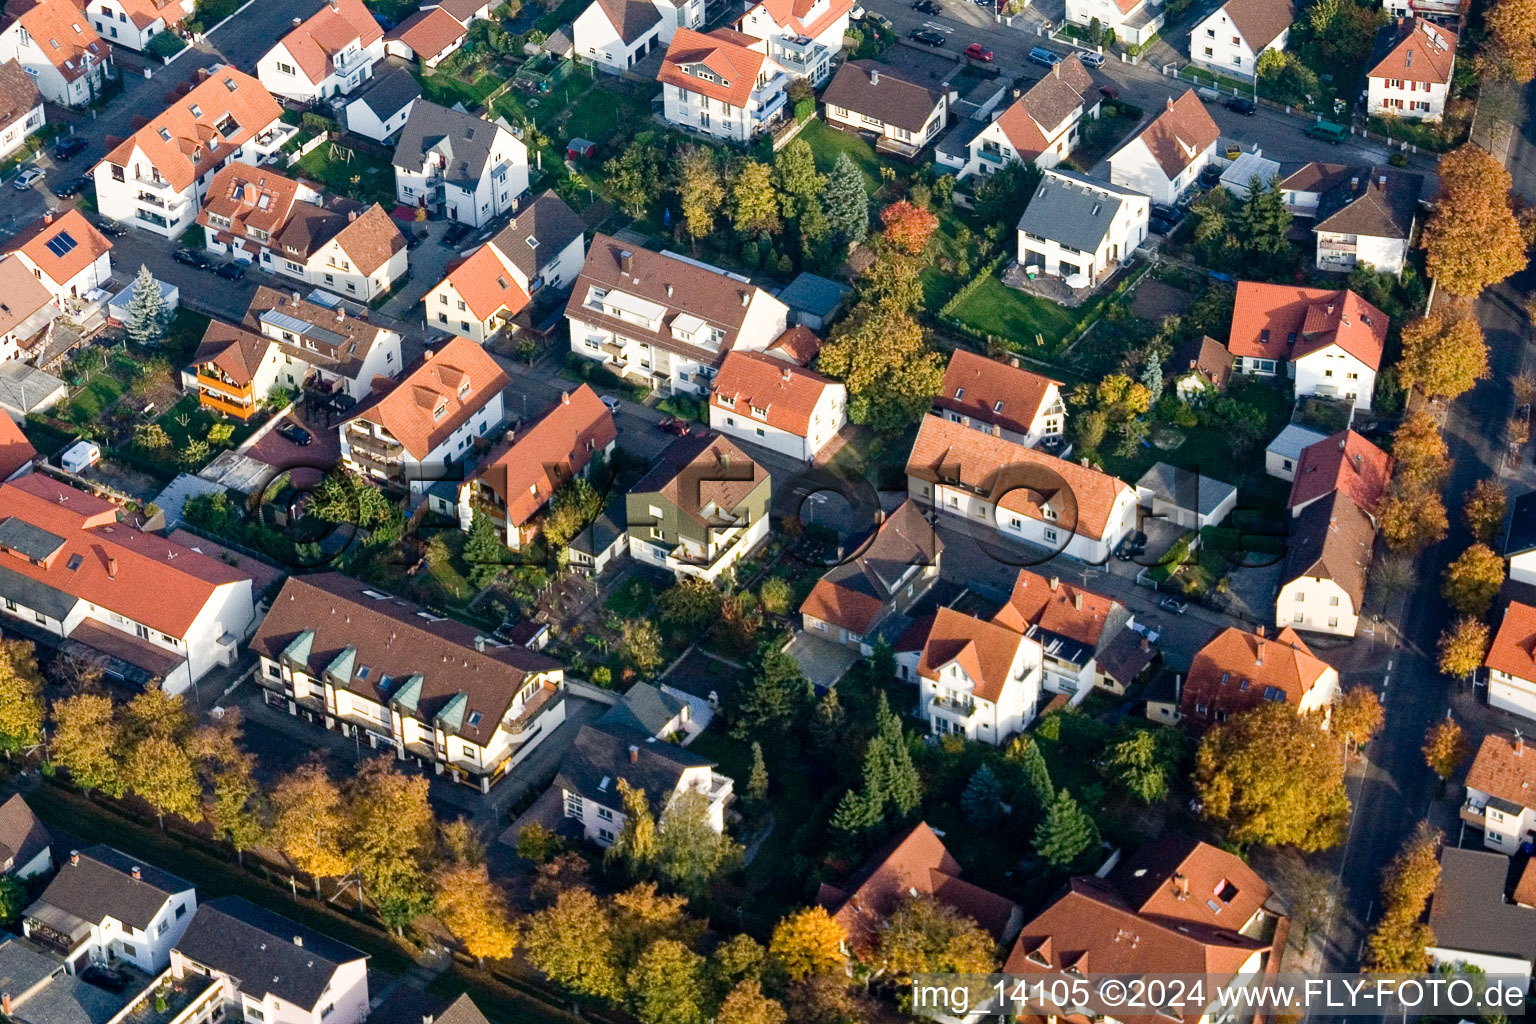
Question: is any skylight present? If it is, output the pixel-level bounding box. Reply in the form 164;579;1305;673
466;711;483;728
158;128;171;142
66;553;82;571
189;103;202;117
223;77;237;91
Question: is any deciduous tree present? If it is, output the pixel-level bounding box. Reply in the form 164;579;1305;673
345;757;436;930
658;577;723;631
1441;543;1505;616
628;939;708;1024
717;980;786;1024
1423;718;1470;780
1332;686;1384;759
124;733;202;828
1033;790;1100;869
1480;0;1536;82
730;161;781;237
1423;145;1528;296
1107;728;1179;803
1392;410;1450;491
543;477;603;552
271;761;350;892
1363;826;1441;973
621;619;665;678
874;895;998;983
52;693;123;796
435;863;518;964
607;778;658;877
677;145;724;244
769;906;845;981
524;887;625;1003
1398;312;1490;400
1437;616;1489;678
772;139;824;220
657;791;742;898
879;200;938;255
1377;485;1448;554
0;875;24;925
605;131;665;217
1463;479;1509;544
815;301;943;431
0;639;44;754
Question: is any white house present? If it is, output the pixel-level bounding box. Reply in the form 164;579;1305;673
1065;0;1164;47
1226;281;1386;411
1486;600;1536;722
1426;848;1536;991
934;349;1066;449
241;287;402;400
1280;163;1426;274
708;349;846;462
0;795;51;879
425;190;587;344
731;0;854;86
256;0;385;102
573;0;695;73
252;572;569;793
343;68;420;142
93;68;291;239
900;606;1041;745
392;102;528;228
1016;168;1149;287
905;413;1138;564
942;56;1097;180
339;337;509;496
0;59;43;161
86;0;192;50
1180;625;1339;729
1189;0;1293;78
172;898;370;1024
1;210;113;302
659;27;788;143
1107;90;1220;206
565;235;791;395
23;846;197;975
1134;462;1237;531
821;61;949;159
1265;424;1327;481
989;569;1155;698
382;6;468;67
1367;17;1456;121
1463;732;1536;853
1380;0;1459;23
0;0;109;108
1276;491;1374;638
0;258;57;365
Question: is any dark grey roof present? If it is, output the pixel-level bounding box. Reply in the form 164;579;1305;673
0;795;50;872
1505;490;1536;557
350;69;421;125
1017;170;1146;254
0;519;65;561
1313;167;1424;241
28;845;192;933
367;991;492;1024
554;724;713;817
1134;462;1237;516
599;683;685;737
569;498;624;557
9;972;123;1024
0;562;79;621
175;897;366;1010
777;272;851;319
1025;623;1095;668
816;499;941;614
0;937;63;1003
821;60;945;134
0;363;65;416
1429;847;1536;963
1267;424;1328;462
488;191;586;281
393;102;513;187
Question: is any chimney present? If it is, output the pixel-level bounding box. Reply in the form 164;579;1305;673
69;850;79;866
474;636;485;652
196;68;211;83
1012;86;1022;99
629;745;639;764
1516;730;1525;756
1349;176;1359;191
1166;95;1175;111
290;291;301;305
423;1018;435;1024
1172;872;1189;899
1074;593;1083;610
1378;175;1388;189
665;283;673;297
1255;625;1266;638
505;429;516;443
1141;637;1150;651
4;994;12;1017
1339;437;1347;451
1009;357;1020;368
561;390;570;405
870;68;879;86
782;366;792;382
107;557;118;579
131;866;141;880
336;308;346;322
740;291;750;307
1048;576;1059;591
291;15;301;25
619;249;633;274
1255;641;1265;666
294;935;304;947
347;209;357;222
43;212;53;225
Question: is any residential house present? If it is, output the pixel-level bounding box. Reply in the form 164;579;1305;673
382;6;468;67
241;286;402;400
817;822;1022;957
186;320;284;420
1065;0;1165;46
776;272;848;332
626;434;771;582
1005;837;1285;1021
23;845;196;975
1134;462;1237;530
1485;601;1536;721
0;795;50;879
0;59;42;161
1461;731;1536;853
0;257;56;364
0;936;222;1024
339;338;508;496
1265;423;1327;482
1226;281;1387;411
1507;491;1536;586
368;992;492;1024
0;474;256;692
252;572;569;792
0;362;65;422
392;102;528;228
906;413;1139;563
565;236;791;395
1280;162;1426;274
256;0;384;103
1107;90;1220;206
907;605;1041;744
1189;0;1293;78
800;499;942;654
992;569;1156;697
1287;429;1392;516
92;68;291;239
599;681;693;740
0;0;108;108
933;349;1066;449
658;27;788;143
567;498;628;573
1;210;113;302
1367;17;1456;121
731;0;856;86
573;0;701;74
171;897;369;1024
821;60;949;158
1380;0;1458;23
944;56;1098;180
1017;168;1149;287
342;68;420;142
1277;490;1375;637
707;349;846;461
1169;334;1231;405
1427;847;1536;989
1178;625;1339;730
86;0;192;50
0;416;36;482
425;190;587;344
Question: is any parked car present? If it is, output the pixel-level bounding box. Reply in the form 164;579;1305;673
1305;120;1348;144
909;27;945;46
215;261;247;280
1078;50;1105;68
93;218;126;237
1029;46;1063;67
1114;530;1148;560
964;42;993;61
12;168;43;190
1159;596;1189;615
1225;96;1257;115
52;136;88;161
173;247;212;269
54;175;90;197
442;222;473;247
406;231;427;250
599;394;621;413
1098;84;1119;100
912;0;941;12
850;4;865;16
277;422;313;446
1150;202;1183;224
658;417;691;436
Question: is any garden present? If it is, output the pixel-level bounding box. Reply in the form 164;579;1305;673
295;143;398;209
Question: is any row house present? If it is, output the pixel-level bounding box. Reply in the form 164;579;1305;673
339;337;509;497
1066;0;1164;46
731;0;855;86
86;0;192;50
392;102;528;228
0;257;56;364
1016;168;1149;288
456;385;617;550
1367;17;1455;121
0;475;255;692
1188;0;1293;78
573;0;702;74
1462;731;1536;854
1280;163;1426;274
1225;281;1387;411
243;287;400;399
933;349;1066;449
707;349;846;461
565;236;790;395
1485;601;1536;722
942;56;1098;180
252;572;570;792
626;434;770;582
1;210;113;303
1278;492;1375;638
425;190;587;344
92;68;292;239
1161;625;1338;730
0;58;43;161
255;0;385;103
1108;90;1220;206
905;413;1138;564
659;27;788;143
0;0;109;108
821;60;949;159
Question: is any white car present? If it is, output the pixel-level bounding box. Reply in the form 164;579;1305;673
13;168;44;191
850;4;865;16
600;394;621;413
1079;50;1106;68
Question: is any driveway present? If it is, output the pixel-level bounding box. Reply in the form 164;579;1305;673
247;407;342;487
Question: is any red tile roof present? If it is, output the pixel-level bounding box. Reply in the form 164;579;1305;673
1464;731;1536;810
1228;282;1387;369
196;164;310;244
916;606;1026;703
1179;626;1333;726
1486;600;1536;684
798;499;940;635
347;336;509;461
992;569;1117;645
990;56;1095;161
1110;835;1274;934
1118;90;1219;180
1369;16;1456;85
768;324;822;364
331;203;406;275
384;7;466;60
3;209;111;290
934;349;1061;440
739;0;855;41
1516;857;1536;908
658;27;769;108
273;0;383;86
468;384;616;529
0;415;35;481
0;255;54;338
1287;429;1393;513
12;0;104;81
192;319;272;387
710;350;840;438
109;0;190;30
441;244;530;322
0;58;41;126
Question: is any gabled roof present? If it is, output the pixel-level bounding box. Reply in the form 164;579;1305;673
391;101;514;186
658;27;770;108
1180;625;1333;723
1281;490;1374;608
799;499;941;635
330;203;406;275
384;6;467;59
8;0;104;81
0;415;35;482
0;795;47;872
554;722;714;818
466;384;616;528
1109;835;1273;930
486;189;585;281
817;822;1019;954
28;845;191;933
100;69;282;194
1111;90;1219;181
906;414;1134;541
916;605;1026;703
1018;168;1146;254
270;0;383;85
710;349;840;438
441;246;530;322
196;164;314;247
993;569;1120;647
2;210;110;289
738;0;855;40
598;682;686;737
1288;429;1392;513
1227;281;1388;369
192;320;272;387
935;351;1061;441
104;0;190;30
368;991;492;1024
1464;731;1536;811
1209;0;1293;51
821;60;945;134
345;336;509;460
347;67;420;123
1429;848;1536;963
630;434;768;530
1168;334;1230;392
990;55;1095;160
1505;490;1536;557
591;0;661;44
1311;167;1425;241
1486;601;1536;686
768;324;822;364
0;58;41;126
243;286;393;381
0;258;53;339
1267;423;1327;462
1369;16;1456;85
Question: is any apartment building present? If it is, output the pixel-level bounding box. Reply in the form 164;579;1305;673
658;27;788;143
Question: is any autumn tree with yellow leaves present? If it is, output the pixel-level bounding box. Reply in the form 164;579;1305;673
1436;616;1490;678
435;863;518;964
1397;311;1489;401
769;906;846;981
0;639;44;755
1422;145;1528;296
271;759;351;894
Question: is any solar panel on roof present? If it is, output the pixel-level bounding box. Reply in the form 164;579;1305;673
44;232;77;259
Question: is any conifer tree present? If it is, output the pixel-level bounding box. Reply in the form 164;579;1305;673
961;765;1002;826
822;153;869;250
1034;790;1099;869
124;264;168;346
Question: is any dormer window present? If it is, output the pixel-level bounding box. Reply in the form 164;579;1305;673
750;405;767;418
457;378;471;397
189;103;201;117
223;77;237;91
433;400;448;419
719;394;735;407
157;127;171;142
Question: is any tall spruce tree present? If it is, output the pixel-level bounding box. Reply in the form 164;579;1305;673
124;264;168;346
1034;790;1100;869
732;648;812;740
822;152;869;250
874;692;921;816
1008;736;1054;815
961;765;1002;827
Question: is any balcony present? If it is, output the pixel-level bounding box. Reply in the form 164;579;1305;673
347;427;403;460
251;121;298;154
199;389;258;419
506;682;561;736
135;174;176;193
1460;801;1486;828
1320;240;1358;253
198;367;253;397
929;693;977;717
976;148;1009;165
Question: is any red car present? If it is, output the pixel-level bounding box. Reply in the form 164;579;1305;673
658;417;692;436
1098;84;1120;100
964;42;993;61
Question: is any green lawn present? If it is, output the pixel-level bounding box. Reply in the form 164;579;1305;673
64;375;126;420
415;66;508;112
604;576;656;618
295;143;400;208
946;275;1080;355
797;118;901;188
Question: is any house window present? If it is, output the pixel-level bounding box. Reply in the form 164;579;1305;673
597;807;614;821
1293;613;1304;623
598;827;615;843
1328;617;1339;627
1329;596;1339;606
1044;528;1058;542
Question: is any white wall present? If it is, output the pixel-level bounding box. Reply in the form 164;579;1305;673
1277;575;1358;638
1293;346;1374;411
573;0;663;72
1190;7;1287;78
345;94;415;142
88;0;176;50
1110;135;1212;206
0;101;44;160
709;383;846;462
909;474;1137;564
919;644;1040;746
1488;668;1536;721
0;25;106;107
1368;75;1449;120
1315;230;1407;275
